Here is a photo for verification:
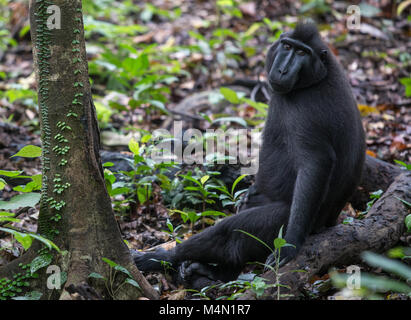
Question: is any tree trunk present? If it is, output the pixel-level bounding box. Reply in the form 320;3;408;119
0;0;158;300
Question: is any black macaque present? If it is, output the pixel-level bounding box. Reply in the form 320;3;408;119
133;23;365;289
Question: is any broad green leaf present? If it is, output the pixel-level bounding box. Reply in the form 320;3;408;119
128;138;140;156
0;170;23;177
0;192;41;210
212;117;247;127
109;187;130;197
103;162;114;168
122;54;149;76
231;174;248;195
200;175;210;185
0;211;14;217
200;210;226;217
234;189;247;200
102;257;118;268
0;227;33;250
15;232;33;250
245;23;261;37
30;254;53;274
89;272;106;280
137;186;150;204
405;214;411;232
242;98;268;113
166;219;174;232
12;291;42;300
222;199;235;207
278;225;284;239
394;159;411;170
343;217;354;224
397;0;411;15
13;174;42;193
220;87;240;104
0;217;20;223
141;134;152;143
274;238;286;250
400;77;411;97
362;251;411;280
331;271;411;294
179;174;202;187
0;178;5;190
114;265;133;278
148;100;170;114
125;278;141;289
11;145;42;158
28;233;60;252
19;25;31;38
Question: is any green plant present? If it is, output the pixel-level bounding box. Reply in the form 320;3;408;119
394;159;411;170
299;0;331;15
208;174;248;208
0;249;64;300
89;258;141;299
0;227;59;253
219;87;269;124
179;173;219;210
398;0;411;16
162;218;183;244
0;87;38;108
88;42;182;120
187;22;263;80
216;0;243;20
140;3;182;22
218;276;276;300
190;274;275;300
103;136;177;219
163;169;249;230
126;137;176;205
355;190;383;220
400;77;411;97
0;263;39;300
169;208;226;232
235;226;299;300
0;145;59;253
188;227;300;300
0;27;16;52
330;251;411;299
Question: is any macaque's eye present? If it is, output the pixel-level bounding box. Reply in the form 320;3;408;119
296;49;306;56
283;43;292;50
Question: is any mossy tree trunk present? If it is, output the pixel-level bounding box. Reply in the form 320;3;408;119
0;0;158;300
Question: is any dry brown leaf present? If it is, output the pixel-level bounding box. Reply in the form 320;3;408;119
366;149;377;157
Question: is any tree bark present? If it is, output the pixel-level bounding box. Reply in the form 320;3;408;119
0;0;158;300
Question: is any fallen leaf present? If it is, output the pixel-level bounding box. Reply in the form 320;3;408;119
366;150;377;157
239;2;256;17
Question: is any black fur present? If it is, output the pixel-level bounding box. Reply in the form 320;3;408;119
133;23;365;288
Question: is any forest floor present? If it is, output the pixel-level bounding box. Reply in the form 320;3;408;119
0;0;410;300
